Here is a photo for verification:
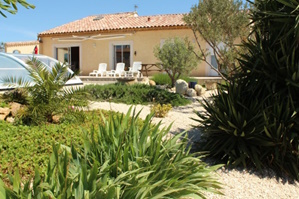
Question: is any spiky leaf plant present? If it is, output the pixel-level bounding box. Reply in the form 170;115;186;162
1;108;222;198
195;0;299;180
1;57;87;125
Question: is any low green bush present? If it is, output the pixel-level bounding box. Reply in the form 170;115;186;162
151;73;198;86
151;103;172;117
85;83;191;106
0;110;143;182
1;108;222;198
0;98;9;108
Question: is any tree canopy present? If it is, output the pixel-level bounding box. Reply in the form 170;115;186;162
0;0;35;17
154;37;198;87
184;0;249;79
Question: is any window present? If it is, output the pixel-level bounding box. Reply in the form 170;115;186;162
211;55;218;69
13;50;20;54
114;45;131;69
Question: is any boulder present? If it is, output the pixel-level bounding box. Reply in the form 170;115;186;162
205;81;218;90
149;80;156;86
52;115;61;123
10;102;22;117
194;84;203;96
0;107;10;121
201;87;207;95
156;85;167;90
139;77;150;85
167;87;176;93
175;79;188;95
186;88;197;97
6;117;15;123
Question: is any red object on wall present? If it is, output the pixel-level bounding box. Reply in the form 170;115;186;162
34;46;38;54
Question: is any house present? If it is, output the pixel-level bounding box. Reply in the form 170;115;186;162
5;40;39;54
37;12;218;77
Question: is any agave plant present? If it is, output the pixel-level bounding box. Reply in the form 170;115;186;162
1;108;222;198
1;57;87;124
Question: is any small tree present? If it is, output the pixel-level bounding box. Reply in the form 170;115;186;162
154;37;198;87
0;0;35;17
184;0;249;79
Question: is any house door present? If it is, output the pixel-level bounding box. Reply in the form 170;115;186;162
113;45;130;70
56;46;80;72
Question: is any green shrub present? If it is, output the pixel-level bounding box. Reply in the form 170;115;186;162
0;98;9;108
85;83;191;106
151;103;172;117
1;108;222;198
195;0;299;180
151;73;198;86
2;88;28;105
0;110;141;182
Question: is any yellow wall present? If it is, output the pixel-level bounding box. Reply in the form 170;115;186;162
6;44;39;54
40;29;211;76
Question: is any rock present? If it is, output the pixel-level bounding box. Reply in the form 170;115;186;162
10;102;22;117
186;88;197;97
201;87;207;95
194;84;203;96
126;79;137;85
175;79;188;95
205;81;218;90
166;87;176;93
0;107;10;121
156;85;167;90
149;80;156;86
52;115;61;123
6;117;14;123
139;77;149;85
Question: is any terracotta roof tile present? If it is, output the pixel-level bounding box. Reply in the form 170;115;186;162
39;12;187;36
5;40;39;47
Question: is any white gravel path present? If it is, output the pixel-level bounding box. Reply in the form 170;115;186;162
87;91;299;199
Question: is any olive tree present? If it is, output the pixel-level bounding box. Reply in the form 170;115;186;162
154;37;198;87
0;0;35;17
184;0;249;79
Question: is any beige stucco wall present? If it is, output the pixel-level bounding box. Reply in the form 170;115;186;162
40;28;212;76
6;44;39;54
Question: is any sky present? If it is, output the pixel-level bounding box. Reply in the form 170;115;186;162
0;0;199;43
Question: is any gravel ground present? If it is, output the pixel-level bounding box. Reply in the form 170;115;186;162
87;91;299;199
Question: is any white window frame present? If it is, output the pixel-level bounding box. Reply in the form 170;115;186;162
109;41;133;70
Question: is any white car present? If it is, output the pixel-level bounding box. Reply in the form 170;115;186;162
0;53;83;90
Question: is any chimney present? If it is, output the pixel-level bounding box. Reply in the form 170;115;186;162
147;17;151;22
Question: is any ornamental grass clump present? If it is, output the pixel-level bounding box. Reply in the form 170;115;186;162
1;108;222;198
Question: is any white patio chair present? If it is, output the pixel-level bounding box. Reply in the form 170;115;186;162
89;63;107;77
107;63;125;77
126;61;142;77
